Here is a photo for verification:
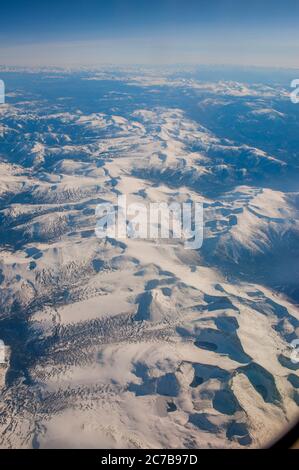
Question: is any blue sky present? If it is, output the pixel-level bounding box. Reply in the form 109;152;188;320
0;0;299;67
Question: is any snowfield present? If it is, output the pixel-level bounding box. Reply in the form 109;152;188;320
0;67;298;449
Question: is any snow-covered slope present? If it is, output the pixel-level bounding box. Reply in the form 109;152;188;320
0;68;298;449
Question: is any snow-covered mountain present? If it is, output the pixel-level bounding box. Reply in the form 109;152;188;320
0;67;298;448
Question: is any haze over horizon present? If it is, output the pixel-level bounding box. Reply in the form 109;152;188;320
0;0;299;67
